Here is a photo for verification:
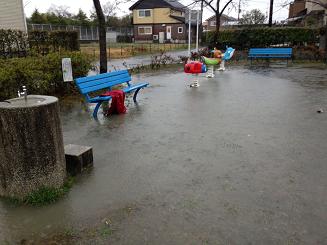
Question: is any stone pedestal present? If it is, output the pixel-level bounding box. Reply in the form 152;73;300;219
65;144;93;176
0;95;66;199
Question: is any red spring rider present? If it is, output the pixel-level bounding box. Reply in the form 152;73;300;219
184;61;207;87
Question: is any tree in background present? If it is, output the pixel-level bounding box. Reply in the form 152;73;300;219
28;3;131;28
93;0;107;73
239;9;266;25
74;9;91;27
30;9;47;24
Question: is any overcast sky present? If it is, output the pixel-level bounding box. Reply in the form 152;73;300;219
23;0;289;22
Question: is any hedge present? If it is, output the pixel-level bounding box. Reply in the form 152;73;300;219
0;29;28;58
0;52;93;100
29;30;80;53
203;27;321;49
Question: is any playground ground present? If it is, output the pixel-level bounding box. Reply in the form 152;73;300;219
1;65;327;244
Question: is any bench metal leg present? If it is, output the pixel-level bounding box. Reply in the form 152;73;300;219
133;88;142;103
93;102;103;118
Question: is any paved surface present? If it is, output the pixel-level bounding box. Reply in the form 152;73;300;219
1;66;327;244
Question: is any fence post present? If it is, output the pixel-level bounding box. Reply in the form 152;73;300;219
121;46;123;56
132;45;134;55
150;44;152;53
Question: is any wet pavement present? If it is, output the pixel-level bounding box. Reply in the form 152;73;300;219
105;49;190;71
1;65;327;244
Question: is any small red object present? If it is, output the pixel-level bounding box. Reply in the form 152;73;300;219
101;90;127;115
184;61;204;74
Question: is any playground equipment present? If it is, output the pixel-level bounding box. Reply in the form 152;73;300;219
203;47;235;78
184;61;207;87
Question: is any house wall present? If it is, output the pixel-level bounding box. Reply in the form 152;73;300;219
205;16;234;31
133;8;182;24
133;23;193;43
305;0;327;24
288;1;305;18
0;0;26;31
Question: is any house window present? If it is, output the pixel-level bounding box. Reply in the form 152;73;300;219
138;26;152;35
210;21;216;26
138;9;151;17
178;27;183;33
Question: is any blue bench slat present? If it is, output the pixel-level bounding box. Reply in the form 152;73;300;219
76;70;128;84
78;73;131;91
249;53;292;55
249;48;292;54
249;56;291;58
250;52;292;55
249;51;292;53
248;48;292;63
123;82;149;93
89;95;112;103
81;76;131;94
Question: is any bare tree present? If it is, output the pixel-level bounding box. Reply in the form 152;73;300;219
194;0;235;47
93;0;107;73
47;4;72;18
239;9;266;25
102;1;119;19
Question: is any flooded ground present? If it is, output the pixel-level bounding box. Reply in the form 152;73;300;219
1;65;327;244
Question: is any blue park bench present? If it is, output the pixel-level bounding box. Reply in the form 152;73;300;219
75;70;149;118
248;48;293;64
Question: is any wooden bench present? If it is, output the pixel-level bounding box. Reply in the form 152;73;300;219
75;70;149;118
248;48;293;64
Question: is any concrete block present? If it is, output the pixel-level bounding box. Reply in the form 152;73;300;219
65;144;93;176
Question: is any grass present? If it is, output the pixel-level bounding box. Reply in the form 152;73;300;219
80;42;194;59
2;176;75;206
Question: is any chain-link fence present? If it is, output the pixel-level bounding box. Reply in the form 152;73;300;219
27;24;133;42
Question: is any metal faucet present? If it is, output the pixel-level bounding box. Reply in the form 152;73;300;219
18;86;27;100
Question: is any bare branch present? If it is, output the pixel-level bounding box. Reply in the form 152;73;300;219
220;0;233;15
201;0;217;12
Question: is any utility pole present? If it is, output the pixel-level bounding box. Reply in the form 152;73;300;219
200;0;204;43
268;0;274;27
196;10;199;52
237;0;241;21
188;10;191;57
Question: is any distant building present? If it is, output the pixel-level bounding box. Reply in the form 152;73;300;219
0;0;27;32
129;0;197;43
288;0;327;27
203;15;238;31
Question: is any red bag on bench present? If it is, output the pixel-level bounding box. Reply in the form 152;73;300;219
101;90;126;115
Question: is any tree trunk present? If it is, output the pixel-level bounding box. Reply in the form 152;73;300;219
325;24;327;63
93;0;107;73
214;13;221;48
